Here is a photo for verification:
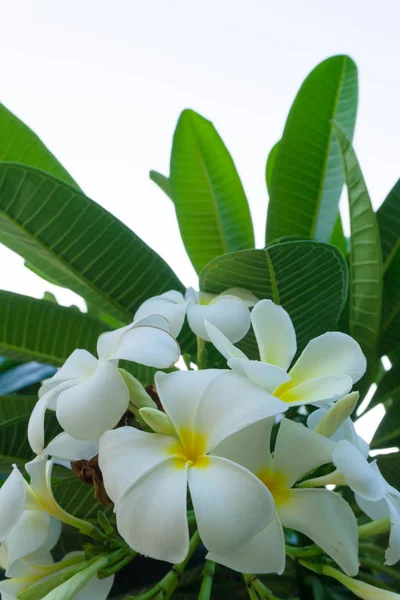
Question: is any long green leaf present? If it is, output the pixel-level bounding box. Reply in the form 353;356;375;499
334;123;383;359
376;452;400;487
52;475;113;520
170;109;255;273
0;104;79;188
0;163;184;322
200;240;348;358
265;141;280;193
0;291;107;365
365;359;400;412
330;214;348;256
149;170;172;200
266;55;358;244
371;403;400;449
377;178;400;268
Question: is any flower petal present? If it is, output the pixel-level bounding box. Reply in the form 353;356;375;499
28;380;79;454
98;322;179;367
188;456;275;554
220;288;259;307
279;489;359;576
56;360;129;440
0;467;26;542
74;573;115;600
212;418;275;475
187;296;250;342
204;321;248;361
195;372;287;452
99;427;177;503
206;513;285;574
332;441;388;501
134;294;187;337
0;577;27;599
49;350;99;384
273;419;335;487
385;491;400;566
278;375;353;406
115;459;189;563
289;332;366;385
155;370;223;433
308;407;370;458
228;359;290;392
250;300;297;369
44;433;99;461
5;511;55;575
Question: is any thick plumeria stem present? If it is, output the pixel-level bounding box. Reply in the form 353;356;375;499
132;531;201;600
196;337;207;370
198;560;215;599
358;517;390;539
99;549;137;578
242;574;287;600
187;509;196;525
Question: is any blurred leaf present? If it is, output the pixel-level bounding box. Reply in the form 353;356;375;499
0;291;107;365
149;170;172;200
377;178;400;268
330;214;348;257
52;475;113;520
334;123;383;360
200;240;348;358
0;395;59;478
376;452;400;486
0;361;56;395
366;359;400;412
0;163;184;321
266;55;358;244
265;141;280;193
371;401;400;449
170;109;255;273
0;104;79;187
379;245;400;355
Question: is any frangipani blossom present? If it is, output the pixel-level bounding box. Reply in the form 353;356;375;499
134;287;258;342
206;418;359;576
205;299;366;408
28;315;179;452
333;440;400;566
308;405;370;457
99;369;286;563
0;552;114;600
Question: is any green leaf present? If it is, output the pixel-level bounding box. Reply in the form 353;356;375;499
376;452;400;487
52;475;113;520
0;395;59;478
0;362;56;395
371;400;400;449
149;170;172;200
330;214;348;257
265;141;280;194
266;55;358;244
377;178;400;268
0;104;79;188
200;240;348;358
0;163;184;322
170;109;255;273
365;359;400;412
0;291;108;365
379;249;400;354
334;123;383;359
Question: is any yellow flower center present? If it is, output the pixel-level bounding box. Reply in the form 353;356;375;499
273;380;298;403
168;428;210;469
258;468;292;506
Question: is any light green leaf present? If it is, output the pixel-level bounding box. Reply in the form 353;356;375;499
170;109;255;273
266;55;358;244
0;291;107;365
200;240;348;358
0;163;184;322
149;170;172;200
0;104;79;188
334;123;383;359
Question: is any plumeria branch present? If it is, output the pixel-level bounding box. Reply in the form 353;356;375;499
198;560;216;600
242;574;295;600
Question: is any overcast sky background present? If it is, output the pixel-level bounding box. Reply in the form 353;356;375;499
1;0;398;438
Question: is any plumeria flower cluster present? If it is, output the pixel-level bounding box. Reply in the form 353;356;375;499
1;289;399;600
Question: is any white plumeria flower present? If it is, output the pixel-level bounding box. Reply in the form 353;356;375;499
0;551;114;600
99;369;286;563
205;418;359;576
308;406;370;457
0;455;93;544
28;315;179;452
333;440;400;566
134;287;258;342
205;299;366;408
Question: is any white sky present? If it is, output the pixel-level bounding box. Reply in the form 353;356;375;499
0;0;397;441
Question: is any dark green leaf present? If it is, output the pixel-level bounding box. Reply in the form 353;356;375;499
266;55;358;244
371;401;400;449
330;214;348;257
170;109;255;273
365;360;400;412
334;123;383;359
149;170;172;200
52;475;113;520
376;452;400;486
200;241;348;358
377;178;400;268
0;104;79;188
0;291;107;365
265;141;280;194
379;244;400;355
0;163;184;321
